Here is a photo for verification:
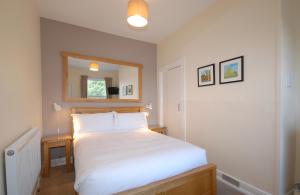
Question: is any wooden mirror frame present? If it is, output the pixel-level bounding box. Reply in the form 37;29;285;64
62;51;143;103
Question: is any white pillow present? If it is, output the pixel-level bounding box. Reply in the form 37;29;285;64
72;112;115;134
115;112;148;130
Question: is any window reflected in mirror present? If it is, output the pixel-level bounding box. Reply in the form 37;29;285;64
63;52;142;102
87;78;107;99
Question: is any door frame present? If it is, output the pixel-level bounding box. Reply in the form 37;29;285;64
158;58;187;141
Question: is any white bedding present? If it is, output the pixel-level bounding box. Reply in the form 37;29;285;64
74;128;207;195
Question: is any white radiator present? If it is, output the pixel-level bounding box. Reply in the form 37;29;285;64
5;128;41;195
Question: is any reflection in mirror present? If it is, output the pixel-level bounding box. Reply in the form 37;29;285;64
63;53;142;102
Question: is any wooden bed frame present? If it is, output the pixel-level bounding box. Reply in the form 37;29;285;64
71;106;217;195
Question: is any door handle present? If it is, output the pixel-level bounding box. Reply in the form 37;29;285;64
177;103;181;112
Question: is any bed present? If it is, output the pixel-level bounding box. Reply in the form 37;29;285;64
71;106;216;195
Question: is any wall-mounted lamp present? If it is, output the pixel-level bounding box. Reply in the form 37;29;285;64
53;103;62;137
145;103;152;110
144;103;152;117
53;102;62;112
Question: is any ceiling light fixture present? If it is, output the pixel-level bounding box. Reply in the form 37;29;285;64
89;62;99;71
127;0;149;28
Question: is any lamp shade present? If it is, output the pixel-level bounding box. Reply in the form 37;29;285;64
53;103;62;112
127;0;148;27
89;62;99;71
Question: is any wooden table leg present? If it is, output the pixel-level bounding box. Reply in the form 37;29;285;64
42;142;50;177
66;140;71;172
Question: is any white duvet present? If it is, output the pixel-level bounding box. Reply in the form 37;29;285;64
74;129;207;195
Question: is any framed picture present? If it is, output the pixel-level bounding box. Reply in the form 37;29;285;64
122;86;127;96
197;64;215;87
126;85;133;95
219;56;244;84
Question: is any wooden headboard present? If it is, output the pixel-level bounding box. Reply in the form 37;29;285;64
71;106;144;114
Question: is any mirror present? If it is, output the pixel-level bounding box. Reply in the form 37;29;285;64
62;52;142;102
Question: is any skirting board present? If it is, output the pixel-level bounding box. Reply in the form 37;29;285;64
217;170;271;195
51;157;73;167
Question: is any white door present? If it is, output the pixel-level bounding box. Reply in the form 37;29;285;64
163;65;185;140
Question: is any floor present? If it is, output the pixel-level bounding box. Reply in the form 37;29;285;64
38;166;75;195
38;166;246;195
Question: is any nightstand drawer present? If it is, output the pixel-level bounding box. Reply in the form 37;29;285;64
47;140;66;148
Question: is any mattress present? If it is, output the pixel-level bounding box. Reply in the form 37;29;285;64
73;128;207;195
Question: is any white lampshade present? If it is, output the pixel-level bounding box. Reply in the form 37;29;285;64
145;103;152;110
127;0;149;28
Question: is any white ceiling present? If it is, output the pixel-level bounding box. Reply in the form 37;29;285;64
38;0;216;43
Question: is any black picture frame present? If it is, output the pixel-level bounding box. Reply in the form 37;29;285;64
197;64;215;87
219;56;244;84
127;85;133;95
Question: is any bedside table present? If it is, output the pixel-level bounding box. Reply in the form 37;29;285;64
42;134;73;177
149;125;167;135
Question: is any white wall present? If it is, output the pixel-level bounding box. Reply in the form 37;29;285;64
294;0;300;184
119;66;139;99
0;0;42;194
278;0;298;193
158;0;279;193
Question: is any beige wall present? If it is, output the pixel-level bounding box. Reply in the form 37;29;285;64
41;18;157;138
158;0;278;193
0;0;42;194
